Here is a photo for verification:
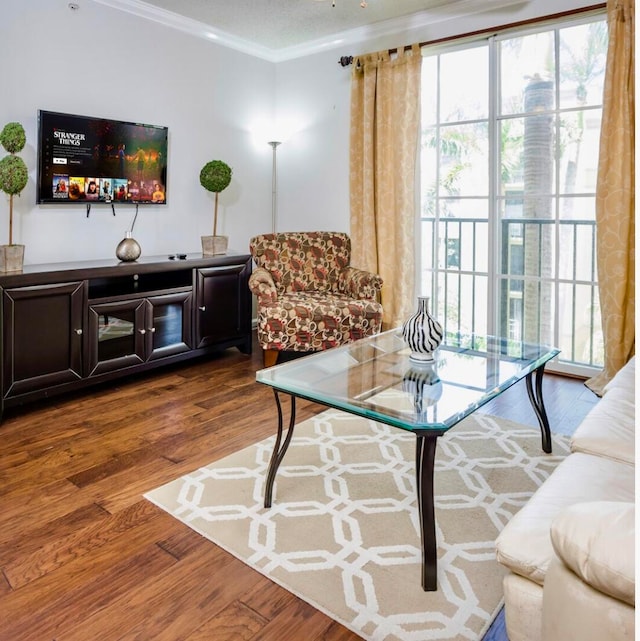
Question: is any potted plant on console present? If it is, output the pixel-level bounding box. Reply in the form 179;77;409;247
199;159;232;255
0;122;28;272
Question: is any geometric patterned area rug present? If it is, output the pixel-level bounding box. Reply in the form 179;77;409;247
145;410;570;641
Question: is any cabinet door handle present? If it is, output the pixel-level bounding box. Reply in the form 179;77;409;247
75;328;83;335
149;327;156;333
139;329;146;335
199;306;206;311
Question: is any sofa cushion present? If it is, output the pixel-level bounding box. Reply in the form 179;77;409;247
550;501;635;605
603;356;635;396
495;452;635;586
570;389;635;465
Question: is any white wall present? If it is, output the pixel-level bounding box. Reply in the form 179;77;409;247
0;0;276;264
1;0;598;264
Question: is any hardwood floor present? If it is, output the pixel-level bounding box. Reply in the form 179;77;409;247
0;335;599;641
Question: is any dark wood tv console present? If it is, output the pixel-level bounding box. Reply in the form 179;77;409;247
0;252;252;419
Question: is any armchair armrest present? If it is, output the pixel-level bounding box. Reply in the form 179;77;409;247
338;267;383;300
248;267;278;304
550;501;635;605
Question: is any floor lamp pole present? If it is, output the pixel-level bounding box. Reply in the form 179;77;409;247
268;141;281;233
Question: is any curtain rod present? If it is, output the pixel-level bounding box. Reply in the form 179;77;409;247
338;3;606;66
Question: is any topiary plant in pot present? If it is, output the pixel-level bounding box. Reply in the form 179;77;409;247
199;159;232;255
0;122;29;271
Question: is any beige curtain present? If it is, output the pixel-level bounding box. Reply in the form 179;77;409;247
586;0;635;395
349;44;421;328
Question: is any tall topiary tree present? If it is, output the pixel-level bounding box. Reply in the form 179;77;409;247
0;122;29;246
199;160;232;237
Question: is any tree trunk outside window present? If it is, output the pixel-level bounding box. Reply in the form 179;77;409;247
523;78;554;345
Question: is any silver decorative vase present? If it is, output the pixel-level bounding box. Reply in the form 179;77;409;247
116;231;141;262
402;296;443;363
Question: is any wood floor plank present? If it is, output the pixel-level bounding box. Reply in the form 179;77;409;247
0;503;107;564
86;457;186;514
0;572;12;597
313;620;362;640
59;545;257;641
248;597;334;641
240;575;299;621
66;446;165;488
0;333;599;641
0;430;149;494
0;479;83;541
0;511;182;615
155;525;218;561
0;540;177;641
4;499;159;589
184;600;268;641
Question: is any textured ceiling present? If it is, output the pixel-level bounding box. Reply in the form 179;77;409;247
131;0;454;49
92;0;532;60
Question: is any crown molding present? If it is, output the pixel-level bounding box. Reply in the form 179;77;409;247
90;0;531;63
90;0;277;60
270;0;532;61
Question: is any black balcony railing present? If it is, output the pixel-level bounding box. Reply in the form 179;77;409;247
421;216;602;369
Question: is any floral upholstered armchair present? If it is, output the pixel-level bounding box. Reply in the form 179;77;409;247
249;232;383;367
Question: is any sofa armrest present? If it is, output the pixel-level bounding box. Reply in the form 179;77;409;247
550;501;635;605
338;267;383;300
248;267;278;304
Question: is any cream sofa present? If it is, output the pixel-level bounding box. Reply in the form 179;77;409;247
495;357;635;641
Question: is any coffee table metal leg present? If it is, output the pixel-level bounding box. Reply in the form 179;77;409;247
525;364;552;454
416;433;440;591
264;391;297;508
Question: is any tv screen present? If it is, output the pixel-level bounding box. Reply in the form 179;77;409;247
37;110;168;205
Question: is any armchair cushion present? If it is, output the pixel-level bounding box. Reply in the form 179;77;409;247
257;290;382;352
249;232;383;356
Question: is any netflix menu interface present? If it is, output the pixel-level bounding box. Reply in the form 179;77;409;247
38;111;168;205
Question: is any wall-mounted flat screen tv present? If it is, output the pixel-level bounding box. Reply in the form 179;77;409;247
37;110;168;205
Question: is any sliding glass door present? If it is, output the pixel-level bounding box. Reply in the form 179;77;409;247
420;13;607;375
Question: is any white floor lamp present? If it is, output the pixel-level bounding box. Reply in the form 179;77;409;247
268;140;281;233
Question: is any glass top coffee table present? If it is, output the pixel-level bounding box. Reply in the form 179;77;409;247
256;329;560;591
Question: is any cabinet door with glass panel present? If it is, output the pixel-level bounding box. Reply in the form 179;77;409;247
87;291;192;375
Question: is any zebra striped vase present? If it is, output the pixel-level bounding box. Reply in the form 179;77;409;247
402;296;443;363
